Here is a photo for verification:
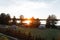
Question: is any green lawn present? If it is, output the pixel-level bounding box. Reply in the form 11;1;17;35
0;33;9;40
0;25;60;40
18;27;60;40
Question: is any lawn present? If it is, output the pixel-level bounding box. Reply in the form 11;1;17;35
0;25;60;40
18;27;60;40
0;33;9;40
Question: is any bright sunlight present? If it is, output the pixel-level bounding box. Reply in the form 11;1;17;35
23;20;31;24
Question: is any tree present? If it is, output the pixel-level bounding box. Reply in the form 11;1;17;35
35;18;41;28
5;14;11;25
20;15;24;24
30;17;40;28
12;16;17;25
46;15;58;28
0;13;6;25
0;13;11;25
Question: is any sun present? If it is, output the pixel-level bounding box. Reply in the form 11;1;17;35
23;20;31;24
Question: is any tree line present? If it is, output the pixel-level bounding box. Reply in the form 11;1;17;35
0;13;58;28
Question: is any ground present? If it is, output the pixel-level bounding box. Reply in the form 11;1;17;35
18;27;60;40
0;25;60;40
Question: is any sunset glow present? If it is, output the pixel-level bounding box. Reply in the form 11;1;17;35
0;0;60;24
23;20;31;24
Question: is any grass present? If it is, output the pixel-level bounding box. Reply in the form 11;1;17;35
18;27;60;40
0;25;60;40
0;33;9;40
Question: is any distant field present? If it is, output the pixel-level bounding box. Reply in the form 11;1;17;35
18;27;60;40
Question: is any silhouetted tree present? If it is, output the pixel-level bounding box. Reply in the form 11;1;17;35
12;16;17;25
20;15;24;25
35;18;41;28
46;15;51;28
5;14;11;25
46;15;58;28
30;17;35;23
0;13;11;25
30;17;35;28
30;17;40;28
0;13;6;25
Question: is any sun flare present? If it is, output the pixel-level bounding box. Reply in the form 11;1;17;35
23;20;31;24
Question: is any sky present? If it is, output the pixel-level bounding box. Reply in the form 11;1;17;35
0;0;60;19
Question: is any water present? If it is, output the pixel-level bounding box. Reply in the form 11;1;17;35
40;21;60;26
17;20;60;26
